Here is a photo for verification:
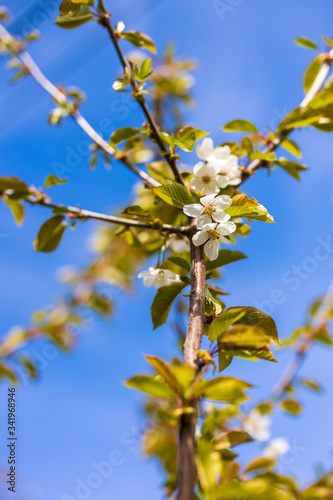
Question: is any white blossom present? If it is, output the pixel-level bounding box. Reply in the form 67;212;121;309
190;161;226;195
138;267;180;289
115;21;125;33
167;236;189;253
243;410;271;442
263;438;290;460
183;194;232;228
192;221;236;261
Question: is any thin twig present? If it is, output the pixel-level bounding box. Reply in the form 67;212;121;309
272;282;333;402
97;0;185;185
0;23;159;188
26;196;189;234
241;48;333;181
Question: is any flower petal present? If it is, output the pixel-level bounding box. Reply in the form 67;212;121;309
193;161;207;177
191;177;205;193
196;138;214;160
203;181;219;196
200;194;216;206
214;194;232;209
192;230;209;246
212;212;230;223
183;203;204;218
213;145;230;160
215;175;229;188
216;221;236;236
197;214;212;229
204;239;219;261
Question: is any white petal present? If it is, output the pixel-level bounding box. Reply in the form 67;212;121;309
200;223;217;231
212;212;230;223
203;181;219;196
213;145;230;159
197;214;212;229
191;177;205;193
216;221;236;236
228;176;242;186
204;239;219;261
200;194;216;206
183;203;204;218
192;230;209;246
205;159;222;175
143;275;155;287
193;161;207;177
213;194;232;209
196;138;214;160
215;175;229;188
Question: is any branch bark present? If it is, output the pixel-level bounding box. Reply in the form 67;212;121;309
26;196;189;234
0;23;159;188
178;238;206;500
97;0;185;186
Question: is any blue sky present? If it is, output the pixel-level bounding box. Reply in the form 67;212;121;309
0;0;333;499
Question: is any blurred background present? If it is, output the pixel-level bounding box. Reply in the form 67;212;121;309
0;0;332;498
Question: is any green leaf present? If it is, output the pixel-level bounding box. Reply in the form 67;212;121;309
206;249;247;271
151;282;188;329
34;216;67;253
134;58;154;82
147;161;175;183
219;324;273;349
278;106;324;131
304;56;322;93
244;457;276;473
125;375;175;399
193;376;251;403
145;355;181;394
124;31;156;54
122;205;150;217
214;430;253;449
175;127;209;152
110;127;141;146
205;286;224;315
280;138;302;158
224;194;275;223
249;150;276;162
231;306;279;343
208;308;247;342
55;4;93;29
218;352;233;372
153;180;193;208
323;36;333;48
307;88;333;109
295;37;318;50
167;256;191;273
222;119;258;134
281;398;303;415
0;176;29;194
301;379;322;392
45;174;67;187
3;197;24;225
274;159;307;181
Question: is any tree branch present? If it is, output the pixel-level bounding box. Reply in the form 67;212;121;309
272;282;333;402
0;23;159;188
177;236;206;500
97;0;185;186
241;48;333;182
26;196;189;234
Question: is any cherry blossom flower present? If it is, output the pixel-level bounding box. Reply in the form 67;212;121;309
190;161;226;195
183;194;232;228
263;438;290;459
138;267;180;289
192;221;236;261
167;235;190;253
243;410;271;442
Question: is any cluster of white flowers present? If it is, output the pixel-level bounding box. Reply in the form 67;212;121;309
138;267;180;289
183;193;236;261
191;138;241;195
263;437;291;460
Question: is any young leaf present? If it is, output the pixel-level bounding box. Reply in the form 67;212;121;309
230;306;279;343
274;159;307;181
295;37;318;50
145;355;181;394
124;31;156;54
208;308;247;342
34;216;67;253
281;398;303;415
243;457;276;473
205;249;247;271
278;106;324;131
214;430;253;449
125;375;176;399
0;176;29;194
167;256;191;273
175;127;209;152
224;194;275;223
280;138;302;158
192;376;251;403
153;180;193;208
110;127;141;146
151;282;188;329
45;174;67;187
3;198;24;225
249;150;276;162
55;4;93;29
222;119;258;134
304;57;322;93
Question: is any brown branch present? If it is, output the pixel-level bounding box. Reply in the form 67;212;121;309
272;282;333;402
26;196;189;234
0;24;159;189
97;0;185;186
177;237;206;500
241;48;333;183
